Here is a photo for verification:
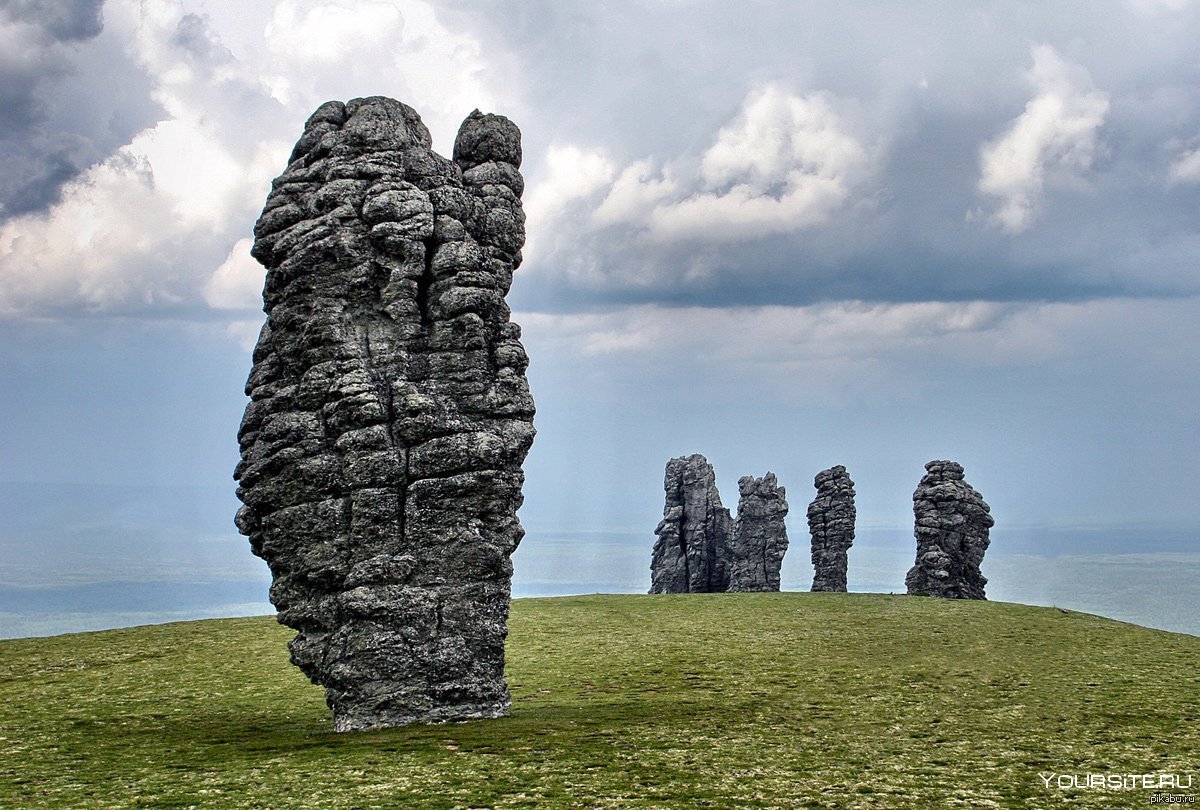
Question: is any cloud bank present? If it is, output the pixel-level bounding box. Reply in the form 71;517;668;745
1;1;1199;323
592;85;870;242
975;45;1110;232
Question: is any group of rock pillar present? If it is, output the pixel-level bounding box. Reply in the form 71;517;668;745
648;454;793;594
648;456;993;600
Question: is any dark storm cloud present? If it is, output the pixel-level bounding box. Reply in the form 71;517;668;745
0;0;160;220
0;133;90;217
171;12;234;65
0;54;46;135
0;0;103;42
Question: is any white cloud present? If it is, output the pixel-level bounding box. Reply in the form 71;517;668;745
588;84;869;242
0;123;283;316
518;83;871;290
592;159;681;226
205;238;263;310
522;300;1009;365
523;145;616;266
0;1;279;316
0;148;161;314
266;1;403;65
261;0;501;151
226;318;266;351
526;146;617;222
135;120;245;228
1167;144;1200;184
521;297;1200;371
700;86;864;191
0;0;509;320
976;45;1109;233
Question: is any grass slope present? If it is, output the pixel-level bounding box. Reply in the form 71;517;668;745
1;594;1198;808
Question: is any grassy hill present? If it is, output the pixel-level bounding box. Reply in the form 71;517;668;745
1;594;1197;808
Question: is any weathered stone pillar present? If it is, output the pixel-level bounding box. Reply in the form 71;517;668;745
728;473;789;592
649;454;733;593
807;466;855;592
905;460;992;600
235;97;535;730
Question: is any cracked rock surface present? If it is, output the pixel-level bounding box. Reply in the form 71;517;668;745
234;97;535;731
649;454;733;594
807;466;855;593
905;460;992;600
728;473;789;592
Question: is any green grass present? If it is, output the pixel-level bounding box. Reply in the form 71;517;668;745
1;594;1198;808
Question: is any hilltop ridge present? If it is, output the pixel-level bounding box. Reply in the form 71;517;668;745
1;593;1197;808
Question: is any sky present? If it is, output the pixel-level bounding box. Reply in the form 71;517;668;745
1;0;1198;638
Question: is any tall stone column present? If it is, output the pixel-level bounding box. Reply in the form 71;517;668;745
649;454;733;593
807;466;856;592
905;460;993;600
235;98;535;730
728;473;789;592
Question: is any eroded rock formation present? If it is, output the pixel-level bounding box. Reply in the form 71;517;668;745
727;473;789;592
807;466;855;592
649;454;733;593
905;460;992;600
234;97;535;731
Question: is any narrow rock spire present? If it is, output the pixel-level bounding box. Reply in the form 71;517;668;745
807;466;856;592
728;473;790;592
649;454;733;593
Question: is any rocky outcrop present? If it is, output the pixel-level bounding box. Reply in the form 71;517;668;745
807;466;855;592
905;460;992;600
727;473;789;592
234;97;535;731
649;454;733;593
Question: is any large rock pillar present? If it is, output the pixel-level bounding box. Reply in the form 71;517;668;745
807;466;856;592
649;454;733;593
728;473;789;592
905;460;992;600
234;98;535;730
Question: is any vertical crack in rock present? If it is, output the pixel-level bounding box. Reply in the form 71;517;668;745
905;460;993;600
807;466;856;592
727;473;789;592
234;98;535;731
703;485;733;593
649;454;732;593
676;478;691;588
